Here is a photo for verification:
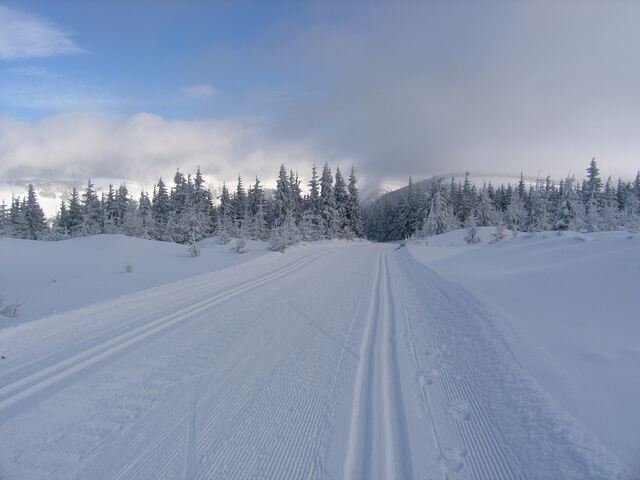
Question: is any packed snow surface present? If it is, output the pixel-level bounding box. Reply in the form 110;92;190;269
0;232;637;478
409;227;640;473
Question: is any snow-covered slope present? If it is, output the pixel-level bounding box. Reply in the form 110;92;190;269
0;237;633;478
0;234;271;325
408;228;640;473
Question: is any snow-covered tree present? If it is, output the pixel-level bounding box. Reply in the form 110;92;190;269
81;180;103;235
23;184;48;240
553;176;585;231
0;200;9;237
475;188;497;227
505;190;527;231
417;185;457;237
334;167;349;237
528;179;551;231
346;166;363;237
274;164;291;228
319;163;337;237
584;191;601;232
152;178;171;241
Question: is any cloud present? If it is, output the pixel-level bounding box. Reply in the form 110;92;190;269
1;65;58;79
182;84;216;99
0;113;318;186
256;2;640;185
0;5;83;59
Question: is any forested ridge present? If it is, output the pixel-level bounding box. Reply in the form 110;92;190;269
2;158;639;248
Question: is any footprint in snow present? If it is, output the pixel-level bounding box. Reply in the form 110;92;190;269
418;369;439;387
448;399;471;422
440;446;467;473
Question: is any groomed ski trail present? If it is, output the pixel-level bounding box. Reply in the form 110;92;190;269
0;250;328;415
0;242;630;479
343;251;413;480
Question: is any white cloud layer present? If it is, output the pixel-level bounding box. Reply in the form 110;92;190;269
0;5;83;59
182;84;216;99
0;113;320;185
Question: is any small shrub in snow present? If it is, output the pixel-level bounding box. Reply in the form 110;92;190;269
232;237;249;254
490;222;506;243
216;227;231;245
0;295;20;318
187;243;201;257
464;226;481;244
124;262;133;273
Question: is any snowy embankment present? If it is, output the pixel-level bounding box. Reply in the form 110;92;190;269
0;233;636;478
408;227;640;473
0;235;271;326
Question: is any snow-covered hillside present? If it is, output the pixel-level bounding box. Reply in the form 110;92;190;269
0;235;271;325
409;228;640;472
0;233;636;478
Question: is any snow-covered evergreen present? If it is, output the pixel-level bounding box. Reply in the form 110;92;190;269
363;158;639;241
2;158;638;245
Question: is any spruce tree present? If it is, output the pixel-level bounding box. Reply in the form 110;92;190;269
505;190;527;232
476;188;497;227
346;166;363;237
319;163;337;237
0;200;9;237
584;157;603;204
334;167;349;237
67;187;83;236
152;178;171;240
418;185;456;237
82;180;103;235
274;164;291;227
23;184;48;240
305;165;323;236
138;191;153;238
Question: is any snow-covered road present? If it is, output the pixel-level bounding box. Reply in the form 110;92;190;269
0;243;629;479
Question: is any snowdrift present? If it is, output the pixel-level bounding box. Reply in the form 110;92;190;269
408;228;640;471
0;234;271;326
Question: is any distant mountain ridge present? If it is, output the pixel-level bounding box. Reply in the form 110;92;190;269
366;172;542;206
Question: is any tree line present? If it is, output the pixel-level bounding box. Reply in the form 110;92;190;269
363;158;640;241
2;158;639;247
0;164;364;250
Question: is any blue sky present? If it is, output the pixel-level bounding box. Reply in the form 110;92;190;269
1;1;639;186
0;1;314;121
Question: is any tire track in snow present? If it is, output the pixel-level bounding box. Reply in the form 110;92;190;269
343;251;413;480
0;251;329;415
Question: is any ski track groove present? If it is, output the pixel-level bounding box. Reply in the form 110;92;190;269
0;251;329;416
0;244;567;479
57;299;295;480
343;251;413;480
0;256;287;380
0;248;331;384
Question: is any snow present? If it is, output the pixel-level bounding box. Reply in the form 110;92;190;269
0;233;636;478
0;234;271;326
408;227;640;473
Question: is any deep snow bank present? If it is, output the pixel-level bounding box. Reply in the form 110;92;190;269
0;235;271;326
408;228;640;472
